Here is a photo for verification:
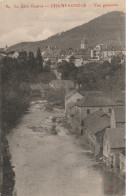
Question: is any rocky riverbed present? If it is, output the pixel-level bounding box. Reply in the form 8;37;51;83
7;100;125;196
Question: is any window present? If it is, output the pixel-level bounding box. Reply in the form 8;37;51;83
108;108;111;113
87;109;90;115
81;120;84;126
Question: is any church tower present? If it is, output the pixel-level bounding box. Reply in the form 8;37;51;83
80;35;88;49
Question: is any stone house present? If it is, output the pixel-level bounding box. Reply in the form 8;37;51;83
8;51;19;59
91;44;107;60
65;89;83;120
91;44;124;61
114;153;126;174
103;128;125;169
81;110;110;156
110;106;125;128
73;93;113;132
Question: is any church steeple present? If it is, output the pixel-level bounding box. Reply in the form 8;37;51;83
80;35;88;49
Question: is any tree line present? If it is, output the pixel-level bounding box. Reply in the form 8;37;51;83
57;55;125;91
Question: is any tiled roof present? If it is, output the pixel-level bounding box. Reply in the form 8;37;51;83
65;89;78;99
107;91;125;105
106;128;125;148
84;110;110;134
105;45;124;51
78;91;102;96
75;93;114;107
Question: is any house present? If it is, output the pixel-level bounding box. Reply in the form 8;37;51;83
74;93;113;127
109;91;125;128
49;80;74;91
91;44;107;60
103;128;125;170
7;51;19;59
91;44;124;61
65;89;83;119
81;110;110;156
110;106;125;128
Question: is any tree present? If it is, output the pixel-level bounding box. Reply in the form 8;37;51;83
18;51;27;61
44;60;51;71
57;60;75;80
28;51;36;70
36;48;43;71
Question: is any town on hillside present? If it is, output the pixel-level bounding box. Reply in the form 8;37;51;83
0;21;125;196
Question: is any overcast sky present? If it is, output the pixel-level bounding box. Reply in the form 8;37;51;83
0;0;125;47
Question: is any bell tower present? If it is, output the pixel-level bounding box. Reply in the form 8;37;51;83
80;35;88;49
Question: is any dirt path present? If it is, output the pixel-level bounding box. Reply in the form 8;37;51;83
7;101;125;196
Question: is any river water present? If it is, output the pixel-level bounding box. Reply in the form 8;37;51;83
7;101;125;196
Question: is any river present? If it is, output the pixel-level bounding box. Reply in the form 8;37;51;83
7;100;125;196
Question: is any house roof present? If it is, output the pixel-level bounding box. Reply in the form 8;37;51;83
78;91;102;96
105;45;124;52
39;83;50;90
84;110;110;135
65;89;83;100
75;93;114;107
114;106;125;123
65;89;78;99
106;91;125;106
106;128;125;148
50;80;74;89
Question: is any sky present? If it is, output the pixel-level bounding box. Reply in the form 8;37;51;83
0;0;125;47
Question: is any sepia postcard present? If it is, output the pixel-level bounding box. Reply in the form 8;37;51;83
0;0;125;195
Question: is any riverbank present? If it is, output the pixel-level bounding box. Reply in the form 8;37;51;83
6;100;125;196
2;136;15;196
63;118;126;185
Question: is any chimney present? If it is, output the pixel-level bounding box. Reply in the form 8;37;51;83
110;108;116;128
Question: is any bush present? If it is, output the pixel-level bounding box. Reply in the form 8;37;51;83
51;125;58;135
52;116;57;123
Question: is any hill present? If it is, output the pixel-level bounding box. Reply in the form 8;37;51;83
7;11;125;53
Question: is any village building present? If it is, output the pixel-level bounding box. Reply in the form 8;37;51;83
91;44;125;61
65;89;83;120
110;106;125;128
91;44;108;61
49;80;74;92
80;35;88;50
73;93;113;130
103;128;125;172
109;91;125;128
8;51;19;59
81;110;110;156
